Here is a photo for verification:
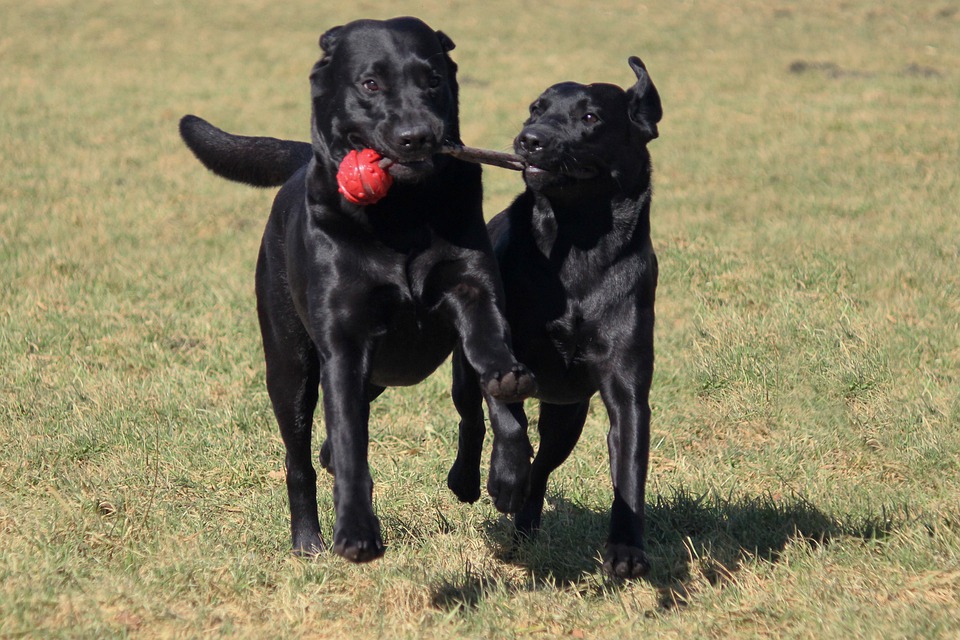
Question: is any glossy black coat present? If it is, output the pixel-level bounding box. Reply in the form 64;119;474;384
448;57;662;578
180;17;535;563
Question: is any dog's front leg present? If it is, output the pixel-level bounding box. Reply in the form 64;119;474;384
437;276;535;512
484;398;533;513
318;347;385;563
514;401;590;537
447;356;532;513
600;377;652;578
447;347;486;503
598;320;654;578
438;275;536;404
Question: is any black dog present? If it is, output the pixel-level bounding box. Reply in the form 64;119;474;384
179;17;535;563
447;57;662;578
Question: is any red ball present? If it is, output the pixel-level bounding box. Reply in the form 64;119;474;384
336;149;393;205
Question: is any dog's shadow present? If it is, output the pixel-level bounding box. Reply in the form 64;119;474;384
430;488;895;611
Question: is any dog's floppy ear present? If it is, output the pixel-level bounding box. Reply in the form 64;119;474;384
314;25;344;69
626;56;662;141
434;29;461;140
436;30;456;53
319;25;343;54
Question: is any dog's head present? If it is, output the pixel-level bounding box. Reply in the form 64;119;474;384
309;17;460;183
516;56;662;195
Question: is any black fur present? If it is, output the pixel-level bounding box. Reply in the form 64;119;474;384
179;17;535;563
447;57;662;579
180;115;312;187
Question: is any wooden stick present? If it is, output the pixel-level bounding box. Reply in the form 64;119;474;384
376;146;525;172
440;145;525;171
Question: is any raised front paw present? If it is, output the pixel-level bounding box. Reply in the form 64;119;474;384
333;511;385;563
481;363;537;403
487;437;533;513
602;543;650;579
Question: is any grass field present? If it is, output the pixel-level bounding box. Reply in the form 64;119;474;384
2;0;959;637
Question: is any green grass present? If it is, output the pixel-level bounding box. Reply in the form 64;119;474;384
2;0;959;637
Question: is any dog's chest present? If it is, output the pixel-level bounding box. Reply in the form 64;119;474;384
519;259;635;388
544;300;597;369
367;263;457;386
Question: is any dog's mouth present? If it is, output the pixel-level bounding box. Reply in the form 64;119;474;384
385;158;435;181
525;164;598;179
347;135;438;182
523;163;599;189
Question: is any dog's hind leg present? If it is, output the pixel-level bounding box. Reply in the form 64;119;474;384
514;400;589;538
447;348;485;503
259;305;324;557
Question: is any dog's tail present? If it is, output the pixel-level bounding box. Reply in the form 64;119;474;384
179;115;313;187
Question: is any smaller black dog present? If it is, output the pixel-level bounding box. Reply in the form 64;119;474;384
447;57;662;578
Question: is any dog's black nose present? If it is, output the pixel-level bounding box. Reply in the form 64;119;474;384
394;124;435;154
517;130;543;154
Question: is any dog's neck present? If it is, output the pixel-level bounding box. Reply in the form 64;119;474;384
305;157;342;207
303;160;445;253
529;179;651;263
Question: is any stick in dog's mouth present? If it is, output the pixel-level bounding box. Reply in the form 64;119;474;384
377;146;526;172
439;145;526;171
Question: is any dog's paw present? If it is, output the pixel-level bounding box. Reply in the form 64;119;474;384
487;438;533;513
481;364;537;403
447;458;482;503
291;531;325;557
513;507;542;540
334;535;385;563
319;440;334;476
602;543;650;579
333;513;385;563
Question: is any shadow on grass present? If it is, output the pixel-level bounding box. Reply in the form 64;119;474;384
430;487;896;611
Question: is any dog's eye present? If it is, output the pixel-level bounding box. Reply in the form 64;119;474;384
362;79;380;92
529;104;542;117
582;113;600;124
428;74;442;89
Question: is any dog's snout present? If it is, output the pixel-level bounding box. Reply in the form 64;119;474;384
517;130;543;154
394;124;435;154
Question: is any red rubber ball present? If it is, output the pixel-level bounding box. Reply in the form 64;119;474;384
336;149;393;205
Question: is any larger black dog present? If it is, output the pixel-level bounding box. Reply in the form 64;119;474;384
179;17;534;563
447;57;663;578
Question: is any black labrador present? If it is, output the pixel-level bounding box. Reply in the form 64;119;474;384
179;17;535;563
446;57;663;578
